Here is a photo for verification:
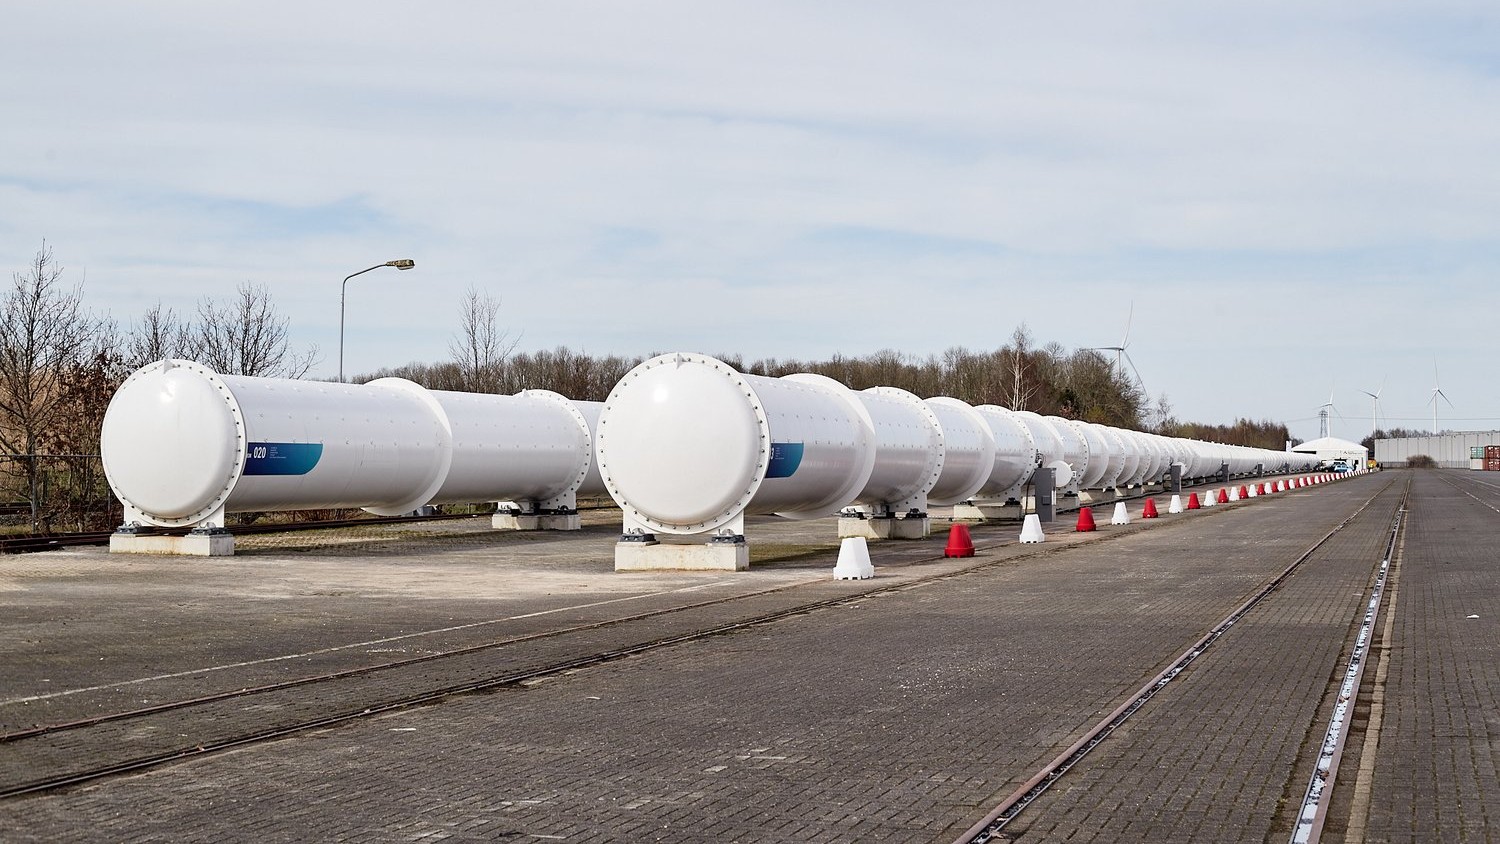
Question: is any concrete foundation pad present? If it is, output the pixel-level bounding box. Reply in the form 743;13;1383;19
837;517;931;540
613;542;749;572
109;532;234;557
492;513;582;531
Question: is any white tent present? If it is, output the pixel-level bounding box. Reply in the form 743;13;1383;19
1291;436;1369;467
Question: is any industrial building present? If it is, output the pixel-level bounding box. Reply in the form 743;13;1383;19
1373;430;1500;469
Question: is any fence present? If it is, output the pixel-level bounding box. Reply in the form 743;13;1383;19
0;454;121;534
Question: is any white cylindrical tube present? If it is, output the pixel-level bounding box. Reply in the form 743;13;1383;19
1013;410;1064;479
973;405;1040;499
923;397;996;506
1086;424;1129;490
850;387;944;513
595;353;877;535
1046;415;1090;491
1067;420;1112;490
100;359;602;528
417;386;596;510
1108;426;1143;488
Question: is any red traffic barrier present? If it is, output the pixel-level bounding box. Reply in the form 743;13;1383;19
1142;498;1159;519
1187;492;1201;510
1239;485;1250;499
1076;507;1097;532
1217;488;1229;504
943;523;975;557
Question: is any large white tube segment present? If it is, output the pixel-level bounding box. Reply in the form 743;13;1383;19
595;353;877;535
100;359;601;528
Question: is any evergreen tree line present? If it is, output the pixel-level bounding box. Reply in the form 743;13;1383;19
1;244;1290;533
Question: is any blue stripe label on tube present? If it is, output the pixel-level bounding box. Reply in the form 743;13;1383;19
766;442;804;479
243;442;323;476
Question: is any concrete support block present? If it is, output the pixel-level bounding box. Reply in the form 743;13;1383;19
110;531;234;557
837;516;931;540
613;540;749;572
493;513;540;531
491;512;581;531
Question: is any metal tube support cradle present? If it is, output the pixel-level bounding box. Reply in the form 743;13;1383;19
1169;463;1183;495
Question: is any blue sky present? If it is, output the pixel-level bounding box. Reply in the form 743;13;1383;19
4;1;1498;443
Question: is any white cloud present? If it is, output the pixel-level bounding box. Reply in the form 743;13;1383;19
4;1;1500;441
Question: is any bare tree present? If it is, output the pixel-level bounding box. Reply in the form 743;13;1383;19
448;287;517;393
0;243;112;529
1151;392;1175;433
40;325;127;531
187;282;318;377
1003;324;1040;411
124;301;190;370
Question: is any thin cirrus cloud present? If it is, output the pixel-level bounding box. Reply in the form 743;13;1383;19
2;1;1499;440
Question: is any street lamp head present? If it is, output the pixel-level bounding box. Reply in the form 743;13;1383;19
341;259;415;382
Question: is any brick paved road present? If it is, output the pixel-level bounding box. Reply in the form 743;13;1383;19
1359;470;1500;843
3;472;1487;842
1002;473;1406;842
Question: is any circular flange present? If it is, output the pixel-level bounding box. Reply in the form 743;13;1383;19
100;359;247;527
596;352;771;535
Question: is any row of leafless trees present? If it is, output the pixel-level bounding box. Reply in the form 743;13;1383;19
394;289;1158;426
0;244;318;532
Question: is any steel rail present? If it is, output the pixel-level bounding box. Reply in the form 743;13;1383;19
0;522;1043;798
954;474;1402;844
1289;481;1407;843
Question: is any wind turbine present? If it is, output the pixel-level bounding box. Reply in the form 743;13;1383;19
1357;377;1384;438
1428;363;1454;434
1317;386;1339;439
1088;301;1148;397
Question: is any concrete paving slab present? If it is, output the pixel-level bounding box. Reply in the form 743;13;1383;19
0;471;1488;842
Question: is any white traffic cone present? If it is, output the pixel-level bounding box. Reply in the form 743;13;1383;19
1019;514;1046;544
1110;501;1130;525
833;537;875;580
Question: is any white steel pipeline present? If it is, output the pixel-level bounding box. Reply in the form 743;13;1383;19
99;359;603;529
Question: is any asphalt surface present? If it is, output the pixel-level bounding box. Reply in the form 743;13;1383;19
0;469;1493;842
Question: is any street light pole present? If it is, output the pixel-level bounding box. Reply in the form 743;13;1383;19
339;259;415;382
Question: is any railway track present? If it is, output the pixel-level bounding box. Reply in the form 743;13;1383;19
0;475;1284;555
0;472;1329;802
955;473;1408;844
2;511;529;554
0;522;1048;798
